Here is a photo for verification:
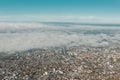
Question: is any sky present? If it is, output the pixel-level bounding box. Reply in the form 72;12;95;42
0;0;120;23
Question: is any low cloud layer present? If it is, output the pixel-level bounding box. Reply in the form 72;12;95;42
0;22;120;52
1;15;120;24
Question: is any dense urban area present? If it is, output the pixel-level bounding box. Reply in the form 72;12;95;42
0;46;120;80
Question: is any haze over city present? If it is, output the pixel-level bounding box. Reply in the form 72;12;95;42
0;0;120;80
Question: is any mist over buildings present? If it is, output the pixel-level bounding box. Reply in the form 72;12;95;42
0;22;120;52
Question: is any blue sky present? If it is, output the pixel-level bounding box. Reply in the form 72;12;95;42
0;0;120;23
